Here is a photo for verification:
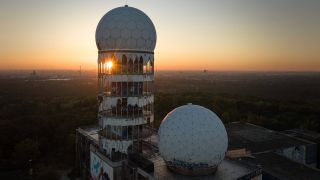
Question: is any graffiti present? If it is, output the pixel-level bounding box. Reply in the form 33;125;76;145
92;156;101;174
90;151;113;180
97;168;110;180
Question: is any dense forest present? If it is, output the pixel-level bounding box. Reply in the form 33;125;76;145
0;78;97;179
0;71;320;179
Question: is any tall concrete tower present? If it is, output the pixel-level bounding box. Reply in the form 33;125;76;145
96;5;157;162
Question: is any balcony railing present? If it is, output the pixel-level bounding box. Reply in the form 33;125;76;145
99;128;152;140
99;108;153;118
102;91;153;97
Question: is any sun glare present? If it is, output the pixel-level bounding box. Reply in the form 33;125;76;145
106;61;113;70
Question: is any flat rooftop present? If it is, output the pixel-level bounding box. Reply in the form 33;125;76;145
284;129;320;141
149;154;261;180
77;125;99;145
226;122;314;153
238;152;320;180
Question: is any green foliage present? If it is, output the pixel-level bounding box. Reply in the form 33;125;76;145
0;79;97;175
155;92;320;131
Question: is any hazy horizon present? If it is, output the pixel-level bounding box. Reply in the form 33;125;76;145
1;69;320;73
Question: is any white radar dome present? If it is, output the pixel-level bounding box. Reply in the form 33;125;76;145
158;104;228;176
96;5;157;52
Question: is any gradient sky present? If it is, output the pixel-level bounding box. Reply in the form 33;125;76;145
0;0;319;71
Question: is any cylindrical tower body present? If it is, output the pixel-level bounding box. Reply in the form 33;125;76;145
95;6;156;161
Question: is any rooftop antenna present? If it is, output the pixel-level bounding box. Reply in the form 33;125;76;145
125;0;128;6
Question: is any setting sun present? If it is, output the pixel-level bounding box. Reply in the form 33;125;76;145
106;61;113;70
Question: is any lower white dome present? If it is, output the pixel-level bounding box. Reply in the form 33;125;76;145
158;104;228;176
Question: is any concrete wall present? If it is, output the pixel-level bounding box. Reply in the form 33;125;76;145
90;150;114;180
276;144;317;167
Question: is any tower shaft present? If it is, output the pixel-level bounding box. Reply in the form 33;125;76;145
97;52;154;161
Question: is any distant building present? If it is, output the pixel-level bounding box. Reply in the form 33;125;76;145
29;70;37;79
31;70;37;76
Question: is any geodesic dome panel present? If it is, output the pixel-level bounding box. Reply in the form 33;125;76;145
96;6;157;52
158;104;228;174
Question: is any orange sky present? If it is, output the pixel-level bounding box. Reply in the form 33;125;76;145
0;0;319;71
